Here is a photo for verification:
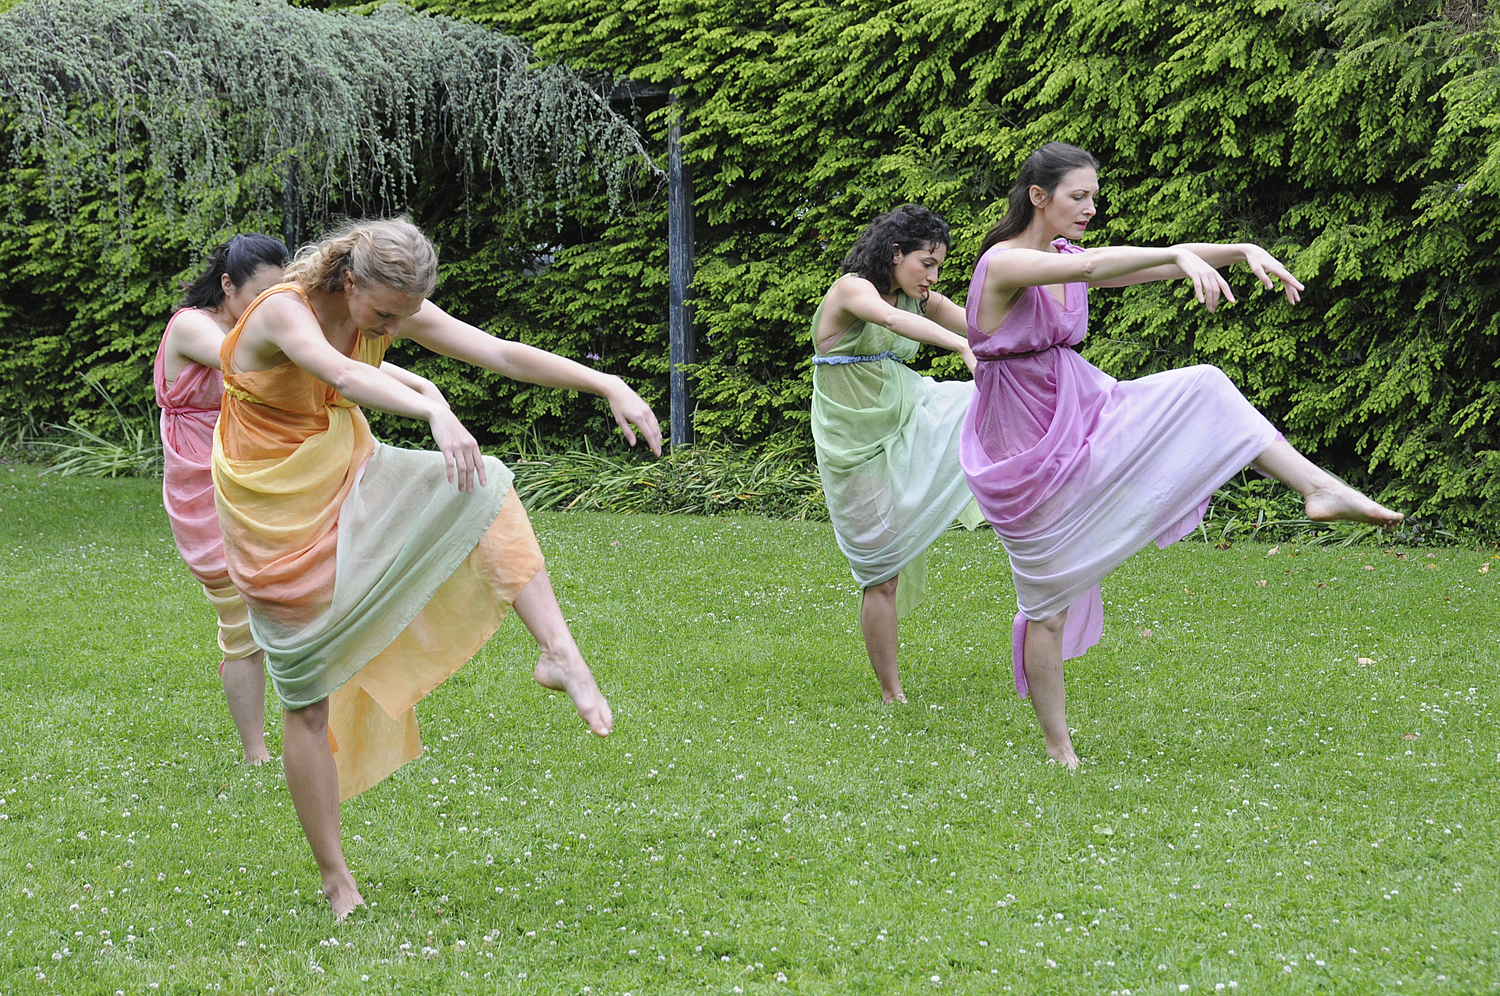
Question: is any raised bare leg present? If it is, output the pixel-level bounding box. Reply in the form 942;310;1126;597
1252;439;1402;525
512;567;613;736
220;651;270;765
1023;610;1078;769
282;698;362;921
860;577;905;704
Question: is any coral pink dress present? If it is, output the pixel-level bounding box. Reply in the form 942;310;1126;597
959;240;1278;697
154;310;256;659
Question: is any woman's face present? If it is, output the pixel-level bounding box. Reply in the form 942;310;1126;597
343;271;424;338
890;241;947;302
1033;167;1099;238
220;263;284;322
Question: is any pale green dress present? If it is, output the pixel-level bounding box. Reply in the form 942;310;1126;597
811;290;982;617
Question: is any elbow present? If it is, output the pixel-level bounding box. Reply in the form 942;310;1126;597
327;366;366;400
1078;256;1098;279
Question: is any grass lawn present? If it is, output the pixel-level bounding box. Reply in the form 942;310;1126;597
1;464;1496;995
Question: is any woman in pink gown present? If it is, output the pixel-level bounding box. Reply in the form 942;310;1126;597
155;234;290;763
960;143;1402;768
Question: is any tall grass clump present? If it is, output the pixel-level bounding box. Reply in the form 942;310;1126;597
508;437;828;520
8;379;162;478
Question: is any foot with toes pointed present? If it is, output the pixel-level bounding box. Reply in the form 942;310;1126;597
1046;740;1080;771
1305;483;1402;527
535;650;613;736
324;874;364;924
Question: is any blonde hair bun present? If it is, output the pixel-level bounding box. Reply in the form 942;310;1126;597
286;217;438;299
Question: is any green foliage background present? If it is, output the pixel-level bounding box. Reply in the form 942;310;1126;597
2;0;1498;530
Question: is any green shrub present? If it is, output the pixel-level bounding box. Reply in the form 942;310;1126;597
3;0;1497;534
418;0;1500;533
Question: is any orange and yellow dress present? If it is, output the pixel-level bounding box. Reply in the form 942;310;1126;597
211;284;542;798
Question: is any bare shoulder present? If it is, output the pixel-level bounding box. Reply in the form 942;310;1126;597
255;287;313;319
241;288;314;332
169;308;221;335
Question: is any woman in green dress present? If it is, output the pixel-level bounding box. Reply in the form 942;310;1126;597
811;205;981;703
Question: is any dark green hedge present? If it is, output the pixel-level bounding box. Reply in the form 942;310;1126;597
3;0;1497;530
416;0;1499;530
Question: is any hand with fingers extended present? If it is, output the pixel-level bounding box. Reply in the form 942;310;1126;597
1242;245;1304;305
428;406;488;492
1172;246;1236;312
605;377;663;456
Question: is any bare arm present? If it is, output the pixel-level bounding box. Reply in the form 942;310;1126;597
164;310;228;372
822;277;976;372
237;293;488;490
1091;243;1304;303
378;360;446;406
985;244;1238;314
398;300;663;456
922;292;970;337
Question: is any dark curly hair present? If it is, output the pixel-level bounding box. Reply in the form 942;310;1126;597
979;142;1099;254
178;233;290;310
840;204;952;296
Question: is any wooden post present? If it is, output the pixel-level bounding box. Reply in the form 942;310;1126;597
280;157;305;251
667;91;696;450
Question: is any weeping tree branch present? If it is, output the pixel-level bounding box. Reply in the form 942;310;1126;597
0;0;661;244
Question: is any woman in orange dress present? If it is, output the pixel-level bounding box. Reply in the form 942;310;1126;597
212;218;661;918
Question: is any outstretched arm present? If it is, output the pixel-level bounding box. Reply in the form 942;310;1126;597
379;360;446;406
824;276;976;372
398;301;663;456
986;244;1238;307
1091;242;1303;303
237;293;487;490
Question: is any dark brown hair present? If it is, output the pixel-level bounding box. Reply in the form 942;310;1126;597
179;233;290;309
979;143;1100;254
840;204;951;296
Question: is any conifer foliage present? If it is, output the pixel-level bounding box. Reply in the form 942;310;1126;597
427;0;1500;530
0;0;647;239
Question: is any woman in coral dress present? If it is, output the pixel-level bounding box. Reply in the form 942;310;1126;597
212;218;660;918
960;143;1401;768
154;234;289;764
811;205;981;704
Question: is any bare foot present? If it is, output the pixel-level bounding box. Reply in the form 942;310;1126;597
1045;741;1080;770
534;650;613;736
882;690;908;705
242;744;271;766
1305;483;1403;526
323;873;365;923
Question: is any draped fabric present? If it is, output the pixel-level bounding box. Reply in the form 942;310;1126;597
211;284;543;799
959;241;1278;697
156;309;231;585
810;290;982;618
154;310;255;657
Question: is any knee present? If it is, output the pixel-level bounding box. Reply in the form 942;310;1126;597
1194;364;1239;393
285;698;328;732
1029;612;1067;637
864;577;899;599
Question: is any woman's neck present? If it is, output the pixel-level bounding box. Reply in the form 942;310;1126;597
1014;221;1063;253
202;304;234;333
306;286;354;340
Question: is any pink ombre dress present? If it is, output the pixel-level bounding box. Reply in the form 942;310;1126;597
959;240;1277;697
154;310;257;660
